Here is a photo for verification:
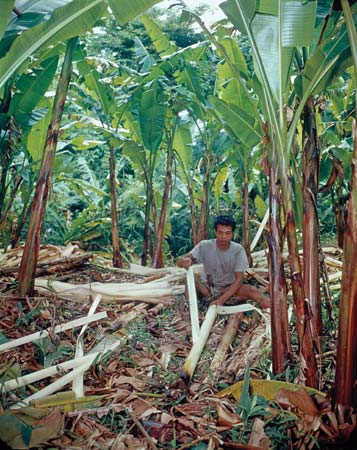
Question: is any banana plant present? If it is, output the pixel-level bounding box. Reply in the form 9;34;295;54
334;0;357;408
18;37;77;296
219;0;357;388
218;0;326;388
141;14;234;244
0;0;161;88
0;0;163;294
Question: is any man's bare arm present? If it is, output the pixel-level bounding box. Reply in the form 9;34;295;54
177;253;197;270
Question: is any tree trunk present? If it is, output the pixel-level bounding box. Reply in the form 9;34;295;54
336;183;346;248
152;146;173;268
302;97;322;337
242;176;252;266
334;0;357;407
109;144;122;268
0;84;12;216
334;119;357;407
188;182;199;246
278;142;318;388
17;38;76;297
197;151;211;242
268;161;290;374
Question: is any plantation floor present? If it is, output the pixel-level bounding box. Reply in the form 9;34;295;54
0;247;356;449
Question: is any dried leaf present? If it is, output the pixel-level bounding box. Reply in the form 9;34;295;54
275;388;319;416
248;417;271;449
218;379;324;402
0;406;63;449
113;375;147;391
216;402;242;427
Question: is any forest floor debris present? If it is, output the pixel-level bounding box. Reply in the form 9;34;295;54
0;244;356;449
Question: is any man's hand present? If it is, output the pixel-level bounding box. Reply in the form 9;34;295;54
177;256;193;270
211;297;226;306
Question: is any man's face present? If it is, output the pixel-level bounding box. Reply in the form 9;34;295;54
215;224;233;249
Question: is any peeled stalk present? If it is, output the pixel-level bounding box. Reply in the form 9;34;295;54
0;312;107;353
210;313;242;378
73;294;102;397
187;266;200;343
2;348;114;392
11;340;121;409
181;304;218;384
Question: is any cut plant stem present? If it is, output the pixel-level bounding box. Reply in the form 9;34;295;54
11;340;121;409
2;350;112;392
210;313;242;379
187;266;200;343
181;303;269;384
73;294;102;397
0;311;107;353
181;304;218;384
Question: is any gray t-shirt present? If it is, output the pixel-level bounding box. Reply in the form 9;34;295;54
189;239;249;293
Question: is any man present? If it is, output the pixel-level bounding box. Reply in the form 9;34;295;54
177;214;269;309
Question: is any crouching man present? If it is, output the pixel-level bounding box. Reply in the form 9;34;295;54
177;214;269;309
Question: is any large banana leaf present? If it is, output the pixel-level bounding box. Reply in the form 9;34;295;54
139;80;167;153
208;95;262;149
216;36;249;109
9;56;58;124
0;1;14;42
173;118;193;171
26;99;52;162
295;6;357;98
76;51;112;121
141;15;177;57
0;0;162;87
108;0;160;26
220;0;317;104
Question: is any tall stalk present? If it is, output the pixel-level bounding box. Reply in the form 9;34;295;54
334;0;357;408
302;97;322;338
18;38;76;296
268;144;290;374
109;144;122;268
242;174;252;265
152;139;174;268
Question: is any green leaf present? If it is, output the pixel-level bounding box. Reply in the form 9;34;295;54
108;0;161;26
208;95;262;148
238;367;252;421
139;80;167;152
0;0;106;88
0;0;14;42
220;0;255;35
141;15;177;57
9;56;59;123
26;99;52;162
216;36;250;110
76;51;112;120
173;120;193;171
254;194;267;219
251;12;294;102
122;140;147;171
280;1;317;47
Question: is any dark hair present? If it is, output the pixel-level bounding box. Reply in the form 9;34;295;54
214;215;236;232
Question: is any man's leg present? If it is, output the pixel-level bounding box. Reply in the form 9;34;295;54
235;284;270;309
184;279;211;299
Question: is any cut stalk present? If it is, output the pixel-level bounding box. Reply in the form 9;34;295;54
210;313;242;379
187;266;200;343
181;305;218;383
11;340;121;409
2;351;108;392
73;294;102;397
0;312;107;353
